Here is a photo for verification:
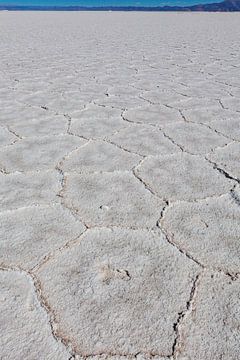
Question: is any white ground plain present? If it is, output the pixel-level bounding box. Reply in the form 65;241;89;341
0;11;240;360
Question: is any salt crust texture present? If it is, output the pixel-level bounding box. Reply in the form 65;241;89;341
0;12;240;360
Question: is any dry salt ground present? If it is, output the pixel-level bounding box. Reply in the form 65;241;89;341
0;11;240;360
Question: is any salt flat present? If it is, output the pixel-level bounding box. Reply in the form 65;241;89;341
0;11;240;360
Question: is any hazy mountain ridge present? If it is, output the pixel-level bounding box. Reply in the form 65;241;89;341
1;0;240;11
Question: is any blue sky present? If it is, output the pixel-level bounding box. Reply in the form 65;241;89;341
0;0;221;6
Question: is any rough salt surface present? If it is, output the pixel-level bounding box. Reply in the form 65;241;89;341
182;107;239;125
0;204;85;269
163;121;229;155
161;194;240;274
0;103;68;137
70;104;127;139
0;170;61;210
0;126;17;146
208;119;240;141
178;272;240;360
0;270;70;360
109;123;180;156
0;135;86;172
0;11;240;360
60;140;141;174
207;142;240;180
37;228;199;355
123;105;182;127
136;153;234;201
64;171;164;228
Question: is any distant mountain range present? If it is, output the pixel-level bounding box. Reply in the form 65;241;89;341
1;0;240;11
